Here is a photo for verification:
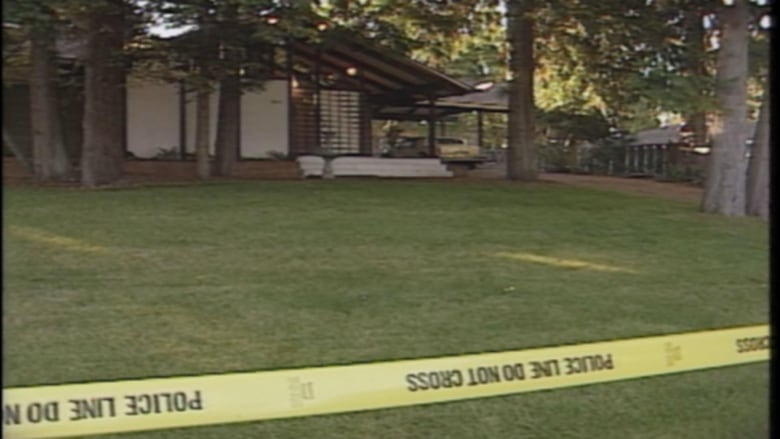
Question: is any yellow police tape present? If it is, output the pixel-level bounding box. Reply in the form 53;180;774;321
3;324;770;438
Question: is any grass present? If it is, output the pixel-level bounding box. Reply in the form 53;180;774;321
2;180;769;438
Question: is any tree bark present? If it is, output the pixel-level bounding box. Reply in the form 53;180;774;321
195;88;211;179
194;5;216;180
700;0;749;216
3;127;33;174
213;2;240;177
29;28;73;181
213;73;240;176
81;0;125;187
745;81;769;219
506;0;537;181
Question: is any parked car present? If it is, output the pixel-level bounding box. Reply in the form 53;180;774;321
383;136;486;166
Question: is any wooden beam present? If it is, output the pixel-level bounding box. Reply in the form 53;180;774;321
326;43;426;86
428;95;436;156
289;42;405;90
359;74;372;155
179;80;186;160
477;110;484;148
121;72;128;155
286;39;296;157
236;79;242;159
289;52;386;92
315;45;322;154
369;83;445;104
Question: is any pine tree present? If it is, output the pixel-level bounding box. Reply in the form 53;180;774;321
700;0;750;216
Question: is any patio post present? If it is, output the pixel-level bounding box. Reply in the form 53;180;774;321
359;72;372;155
427;95;436;156
314;44;333;179
285;39;295;157
315;45;322;155
121;68;128;156
178;80;187;160
477;110;484;148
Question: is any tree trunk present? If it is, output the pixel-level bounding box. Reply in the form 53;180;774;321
506;0;537;181
213;73;240;176
683;7;709;147
686;113;708;145
700;0;749;216
745;81;769;219
194;6;216;180
3;127;33;174
195;88;211;179
213;2;241;177
81;0;125;187
29;28;73;181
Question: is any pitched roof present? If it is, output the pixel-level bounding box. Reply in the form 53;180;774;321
3;21;474;103
628;124;687;146
373;81;508;120
433;82;509;112
287;32;474;104
627;122;758;146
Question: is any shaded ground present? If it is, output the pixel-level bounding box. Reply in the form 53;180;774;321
1;158;299;188
538;173;701;203
461;163;703;203
3;158;703;203
4;181;767;439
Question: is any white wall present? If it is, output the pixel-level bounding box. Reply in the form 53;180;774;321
126;81;180;158
240;80;289;158
127;79;290;159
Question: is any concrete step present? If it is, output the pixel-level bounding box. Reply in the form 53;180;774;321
297;156;453;178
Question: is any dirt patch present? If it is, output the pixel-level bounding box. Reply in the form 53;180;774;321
537;173;702;203
2;158;300;188
465;165;702;203
3;157;703;203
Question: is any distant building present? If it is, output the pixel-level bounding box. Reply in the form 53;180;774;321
3;26;475;162
628;122;757;154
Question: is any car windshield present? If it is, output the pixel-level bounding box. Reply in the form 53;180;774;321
397;137;423;148
437;138;465;145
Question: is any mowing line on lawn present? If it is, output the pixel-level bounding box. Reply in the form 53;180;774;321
3;324;769;439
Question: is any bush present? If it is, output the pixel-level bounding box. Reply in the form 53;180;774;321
155;147;180;160
580;136;632;175
654;164;706;186
538;142;574;172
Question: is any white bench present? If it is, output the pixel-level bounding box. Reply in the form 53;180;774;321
296;156;453;178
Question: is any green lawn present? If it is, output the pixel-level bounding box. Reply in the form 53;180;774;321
2;180;769;438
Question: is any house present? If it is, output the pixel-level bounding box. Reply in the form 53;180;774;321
3;27;478;169
620;122;757;177
627;122;757;151
403;81;509;151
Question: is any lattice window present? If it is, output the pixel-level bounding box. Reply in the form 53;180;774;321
319;90;361;155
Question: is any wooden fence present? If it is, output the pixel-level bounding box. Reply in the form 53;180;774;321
557;143;708;180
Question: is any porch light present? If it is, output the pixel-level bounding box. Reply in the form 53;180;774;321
760;14;772;29
292;75;299;88
345;66;358;76
265;15;279;25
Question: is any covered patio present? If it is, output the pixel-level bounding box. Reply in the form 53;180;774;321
283;30;477;157
375;81;509;152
